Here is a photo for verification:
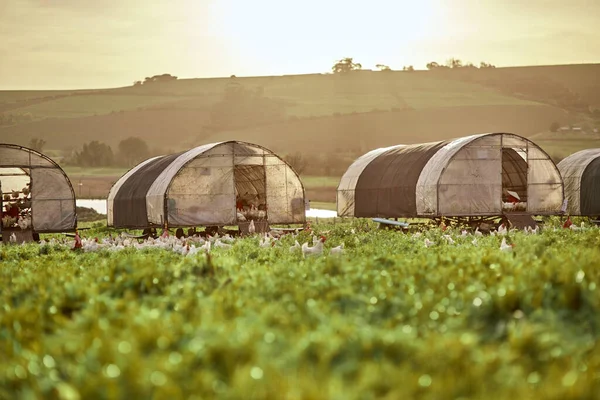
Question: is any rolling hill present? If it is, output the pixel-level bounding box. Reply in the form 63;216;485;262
0;64;599;161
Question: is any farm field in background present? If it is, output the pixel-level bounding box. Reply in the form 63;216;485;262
62;172;343;201
528;131;600;161
1;219;600;398
8;95;181;118
1;64;598;159
0;73;541;119
62;167;130;178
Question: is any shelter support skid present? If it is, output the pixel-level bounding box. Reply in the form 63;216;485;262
503;213;537;229
372;218;410;230
1;227;34;243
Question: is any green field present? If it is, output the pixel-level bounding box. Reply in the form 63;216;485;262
0;72;542;119
4;94;181;118
527;132;600;160
0;90;74;105
1;65;598;168
301;176;341;188
61;166;131;177
2;219;600;398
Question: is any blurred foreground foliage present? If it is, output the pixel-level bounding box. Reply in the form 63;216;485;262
1;219;600;399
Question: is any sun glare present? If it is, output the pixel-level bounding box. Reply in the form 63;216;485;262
206;0;449;74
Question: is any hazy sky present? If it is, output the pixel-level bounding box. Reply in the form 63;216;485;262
1;0;599;89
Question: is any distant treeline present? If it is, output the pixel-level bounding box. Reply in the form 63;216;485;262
330;57;496;73
58;135;357;176
27;136;155;168
0;112;34;126
133;73;178;86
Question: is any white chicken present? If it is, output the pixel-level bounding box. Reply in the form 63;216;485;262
9;233;17;243
214;239;232;249
302;236;326;257
186;244;202;257
207;233;220;243
424;238;435;248
497;224;507;236
289;240;301;253
201;240;211;253
221;234;236;244
474;227;483;237
500;238;513;252
443;234;455;245
570;222;585;231
329;243;345;255
259;234;273;248
17;216;31;230
248;220;256;235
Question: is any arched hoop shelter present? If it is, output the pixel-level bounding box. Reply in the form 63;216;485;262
0;143;76;232
337;133;564;218
557;148;600;216
107;141;306;228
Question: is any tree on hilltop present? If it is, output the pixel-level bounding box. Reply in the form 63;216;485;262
332;58;362;73
28;138;46;152
117;137;150;167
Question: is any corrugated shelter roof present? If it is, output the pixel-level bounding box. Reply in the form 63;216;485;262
107;141;306;228
557;148;600;216
0;143;76;232
337;133;563;218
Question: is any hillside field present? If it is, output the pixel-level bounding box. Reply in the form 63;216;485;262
1;219;600;399
1;64;599;183
3;65;599;157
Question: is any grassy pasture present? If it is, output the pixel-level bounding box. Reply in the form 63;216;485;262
0;91;74;105
61;167;130;178
528;132;600;160
0;72;541;120
5;95;181;118
300;176;341;189
56;170;341;200
1;219;600;398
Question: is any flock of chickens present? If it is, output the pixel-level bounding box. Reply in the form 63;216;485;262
4;214;589;257
23;228;346;258
2;185;32;230
421;217;588;253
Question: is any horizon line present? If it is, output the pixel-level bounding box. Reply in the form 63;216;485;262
1;61;599;92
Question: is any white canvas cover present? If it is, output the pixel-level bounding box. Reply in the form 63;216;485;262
162;143;235;226
31;168;76;231
526;145;563;213
146;143;222;225
416;134;485;215
132;141;306;227
337;145;406;217
264;157;306;224
0;144;76;232
557;148;600;215
436;135;502;215
339;133;564;218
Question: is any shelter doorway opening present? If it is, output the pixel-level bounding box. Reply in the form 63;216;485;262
1;167;32;230
501;148;528;212
234;164;267;222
